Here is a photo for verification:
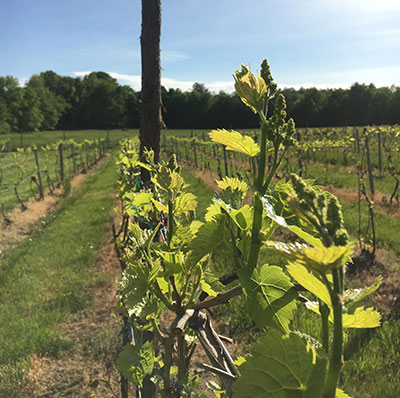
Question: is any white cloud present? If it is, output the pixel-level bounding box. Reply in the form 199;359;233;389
17;77;28;87
74;65;400;94
73;71;234;92
73;71;92;78
162;50;190;62
279;66;400;89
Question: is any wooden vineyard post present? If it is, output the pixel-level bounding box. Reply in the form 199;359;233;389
296;130;303;176
223;147;229;177
93;141;97;163
34;149;44;200
184;142;189;162
59;143;64;182
71;143;77;175
193;141;198;168
378;131;382;173
217;158;222;179
85;142;89;171
98;139;102;159
175;138;179;161
364;129;375;197
355;128;360;154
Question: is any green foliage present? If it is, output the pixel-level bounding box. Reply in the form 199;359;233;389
233;329;328;398
209;129;260;157
117;340;155;387
239;265;297;332
114;59;382;398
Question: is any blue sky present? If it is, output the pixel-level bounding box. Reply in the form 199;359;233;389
1;0;399;92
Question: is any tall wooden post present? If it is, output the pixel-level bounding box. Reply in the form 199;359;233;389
365;129;375;197
140;0;163;179
71;143;77;175
377;131;382;173
34;149;44;200
58;143;64;182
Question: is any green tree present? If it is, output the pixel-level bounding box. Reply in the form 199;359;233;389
27;75;66;130
18;86;43;132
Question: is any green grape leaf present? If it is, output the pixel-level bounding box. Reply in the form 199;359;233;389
287;262;331;307
205;202;222;222
152;165;172;191
288;225;324;248
189;220;203;234
239;265;297;332
117;341;155;387
216;176;248;198
305;303;381;329
120;262;149;310
170;225;194;250
200;271;224;297
230;205;253;231
136;161;152;171
233;329;327;398
216;188;242;210
186;221;226;269
265;242;354;274
336;388;352;397
342;306;381;329
209;129;260;157
152;199;168;213
158;251;184;275
173;192;198;216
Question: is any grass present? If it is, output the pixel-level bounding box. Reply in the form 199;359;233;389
0;154;118;397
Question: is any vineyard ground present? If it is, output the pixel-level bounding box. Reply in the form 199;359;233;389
0;153;124;397
1;129;399;396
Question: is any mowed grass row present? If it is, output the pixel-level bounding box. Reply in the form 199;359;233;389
180;165;400;398
0;154;118;397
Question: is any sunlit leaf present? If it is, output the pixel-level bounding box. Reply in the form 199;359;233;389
209;129;260;157
342;306;381;329
265;241;354;274
173;192;198;216
152;199;168;213
205;202;221;222
336;388;352;397
287;262;331;307
288;225;324;248
230;205;253;230
216;176;248;198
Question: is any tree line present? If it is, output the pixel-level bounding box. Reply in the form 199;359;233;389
1;71;400;134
